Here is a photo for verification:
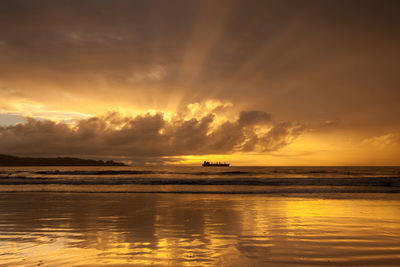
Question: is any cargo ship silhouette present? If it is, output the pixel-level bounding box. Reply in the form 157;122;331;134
202;161;230;167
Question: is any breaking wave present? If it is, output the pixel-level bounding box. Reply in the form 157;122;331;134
1;166;399;193
32;170;253;176
1;176;400;186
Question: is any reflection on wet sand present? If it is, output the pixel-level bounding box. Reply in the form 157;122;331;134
0;193;400;266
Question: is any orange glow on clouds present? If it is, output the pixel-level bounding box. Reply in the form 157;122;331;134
1;97;399;165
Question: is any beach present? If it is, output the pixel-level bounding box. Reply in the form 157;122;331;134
1;166;400;266
1;192;400;266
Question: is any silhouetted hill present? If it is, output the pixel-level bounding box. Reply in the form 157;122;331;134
0;154;126;166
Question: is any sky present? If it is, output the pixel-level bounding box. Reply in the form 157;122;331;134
0;0;399;165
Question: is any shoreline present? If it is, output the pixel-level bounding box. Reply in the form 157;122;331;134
1;192;400;266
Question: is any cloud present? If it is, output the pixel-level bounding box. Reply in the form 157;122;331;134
0;0;399;130
257;122;304;151
361;133;400;147
238;110;271;126
0;113;27;126
0;110;304;163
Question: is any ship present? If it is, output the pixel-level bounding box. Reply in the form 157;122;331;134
202;161;230;167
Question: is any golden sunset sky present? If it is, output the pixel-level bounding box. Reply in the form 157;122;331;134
0;0;399;165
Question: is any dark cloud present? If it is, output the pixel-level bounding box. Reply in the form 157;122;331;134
0;0;399;130
258;122;304;151
238;110;271;126
0;0;399;164
0;111;304;162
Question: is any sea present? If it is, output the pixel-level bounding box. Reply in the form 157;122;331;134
1;166;400;266
0;165;399;193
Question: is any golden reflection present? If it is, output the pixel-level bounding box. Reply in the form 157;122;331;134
1;193;400;266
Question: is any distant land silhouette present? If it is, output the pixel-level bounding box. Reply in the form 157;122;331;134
0;154;126;166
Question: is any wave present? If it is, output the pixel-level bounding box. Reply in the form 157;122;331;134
33;170;254;176
1;176;400;186
34;170;176;176
270;169;398;176
30;169;400;177
187;171;253;175
1;187;400;194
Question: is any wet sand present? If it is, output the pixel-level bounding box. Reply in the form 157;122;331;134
1;193;400;266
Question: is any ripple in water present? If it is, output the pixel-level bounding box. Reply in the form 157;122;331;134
0;193;400;266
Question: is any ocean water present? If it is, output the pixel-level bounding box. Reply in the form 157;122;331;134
1;166;400;266
0;193;400;266
0;166;399;193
